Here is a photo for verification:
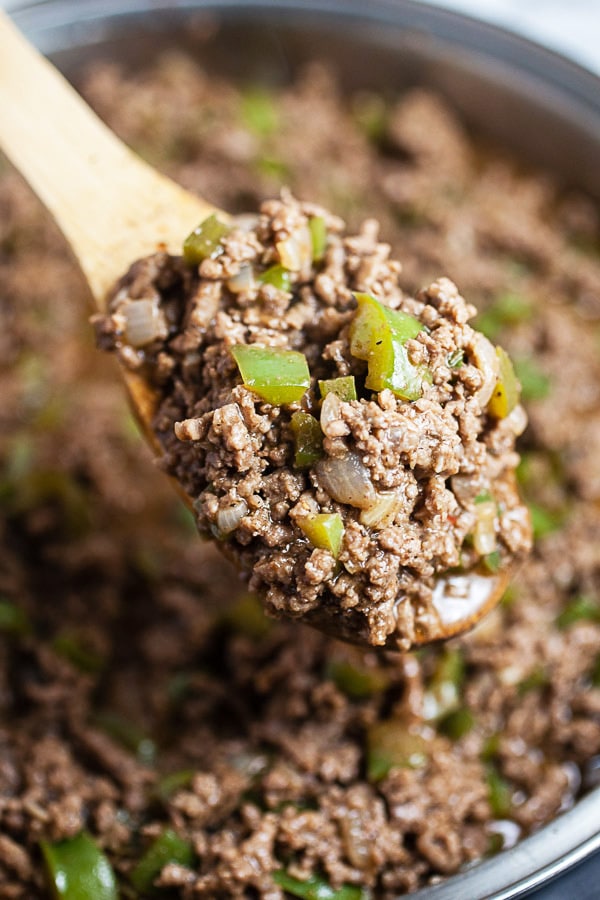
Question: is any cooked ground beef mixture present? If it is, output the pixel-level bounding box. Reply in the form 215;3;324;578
1;45;599;900
96;194;531;649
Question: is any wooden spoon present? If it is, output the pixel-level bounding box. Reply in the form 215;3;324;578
0;10;510;649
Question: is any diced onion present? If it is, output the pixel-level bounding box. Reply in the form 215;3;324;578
319;392;342;435
505;403;528;436
315;453;376;509
123;298;167;348
215;499;249;537
473;499;497;555
227;264;255;294
275;225;312;272
471;332;500;408
360;491;401;528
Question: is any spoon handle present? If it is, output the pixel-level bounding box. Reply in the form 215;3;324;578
0;10;215;309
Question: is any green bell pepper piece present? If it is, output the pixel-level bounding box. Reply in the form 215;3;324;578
327;658;389;699
298;513;344;558
40;831;118;900
318;376;357;402
240;87;278;136
438;707;475;740
556;596;600;629
447;348;464;369
231;345;310;405
153;769;195;804
273;870;371;900
130;829;195;894
487;346;520;419
485;765;513;818
0;599;30;635
290;411;323;468
259;263;292;292
513;357;550;402
224;592;272;640
349;293;427;400
93;712;156;766
309;216;328;262
183;214;229;265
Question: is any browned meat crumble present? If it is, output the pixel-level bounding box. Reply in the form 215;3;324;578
97;193;531;649
0;47;599;900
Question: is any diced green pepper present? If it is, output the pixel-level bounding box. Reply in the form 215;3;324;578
351;92;388;142
487;831;506;856
480;733;501;763
257;157;291;183
483;550;502;574
40;831;118;900
130;829;195;894
318;376;357;402
476;293;532;341
259;264;292;293
438;707;475;740
0;599;30;635
349;292;427;400
423;648;465;720
518;665;549;696
366;718;430;781
183;214;229;265
486;765;513;818
224;592;272;639
298;513;344;558
231;345;310;405
528;502;565;539
53;633;105;674
153;769;195;804
487;346;520;419
309;216;328;262
93;712;156;766
327;659;389;699
447;349;464;369
273;870;371;900
240;87;278;136
556;596;600;629
290;411;324;468
513;357;551;402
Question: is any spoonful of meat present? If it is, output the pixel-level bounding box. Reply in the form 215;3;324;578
0;11;531;650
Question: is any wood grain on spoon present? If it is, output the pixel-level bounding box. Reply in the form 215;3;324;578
0;9;220;447
0;10;511;648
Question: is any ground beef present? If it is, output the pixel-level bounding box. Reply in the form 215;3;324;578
96;193;530;649
0;43;599;900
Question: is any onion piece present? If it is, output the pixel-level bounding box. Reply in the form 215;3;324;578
315;453;376;509
473;499;497;555
360;491;402;528
123;298;167;348
319;392;342;436
471;332;500;408
276;224;312;272
227;263;255;294
215;499;249;537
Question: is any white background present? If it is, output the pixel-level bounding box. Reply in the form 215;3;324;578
425;0;600;75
